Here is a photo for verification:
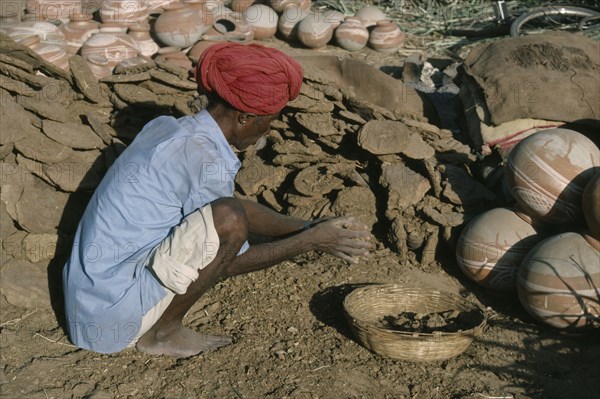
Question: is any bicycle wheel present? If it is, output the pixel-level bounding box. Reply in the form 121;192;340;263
444;19;511;37
441;1;524;38
510;5;600;37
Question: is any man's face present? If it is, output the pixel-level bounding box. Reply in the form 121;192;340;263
234;112;280;150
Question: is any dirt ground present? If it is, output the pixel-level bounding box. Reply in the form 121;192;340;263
2;250;600;399
1;27;600;399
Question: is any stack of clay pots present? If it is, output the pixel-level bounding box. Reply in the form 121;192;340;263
281;4;404;52
456;128;600;332
1;1;406;80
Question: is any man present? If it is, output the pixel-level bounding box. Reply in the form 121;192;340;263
63;43;371;358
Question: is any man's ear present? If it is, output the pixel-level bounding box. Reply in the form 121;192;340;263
238;113;254;126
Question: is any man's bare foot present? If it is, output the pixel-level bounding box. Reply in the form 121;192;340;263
136;326;232;358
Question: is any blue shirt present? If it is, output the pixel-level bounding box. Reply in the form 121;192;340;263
63;110;241;353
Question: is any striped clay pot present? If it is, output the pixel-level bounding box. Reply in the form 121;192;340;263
518;232;600;331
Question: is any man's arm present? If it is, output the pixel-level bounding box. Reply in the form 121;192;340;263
223;216;372;277
238;198;307;237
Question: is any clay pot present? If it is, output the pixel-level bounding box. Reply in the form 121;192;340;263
213;11;254;42
277;5;309;41
21;12;39;22
354;5;387;28
19;34;70;70
146;0;178;14
182;0;223;13
199;25;227;41
153;2;214;47
505;128;600;226
154;46;192;69
188;39;220;61
210;3;231;20
368;20;404;53
84;53;113;79
0;15;22;31
269;0;311;14
99;0;149;25
230;0;254;13
456;207;548;292
0;0;25;20
296;12;335;49
5;21;58;41
243;4;278;40
26;0;82;22
59;11;99;55
80;0;101;13
322;9;344;28
96;22;129;33
80;25;140;79
6;20;67;45
518;232;600;331
582;172;600;250
114;54;154;72
334;16;368;51
128;23;159;57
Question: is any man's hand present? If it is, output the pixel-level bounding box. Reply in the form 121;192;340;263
307;216;372;264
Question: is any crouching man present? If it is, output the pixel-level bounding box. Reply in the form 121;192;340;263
63;43;371;358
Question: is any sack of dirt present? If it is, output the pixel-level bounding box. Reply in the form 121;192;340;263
459;31;600;154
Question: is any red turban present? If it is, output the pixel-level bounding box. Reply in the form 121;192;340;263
195;43;303;115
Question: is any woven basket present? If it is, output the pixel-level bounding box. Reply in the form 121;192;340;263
343;284;487;362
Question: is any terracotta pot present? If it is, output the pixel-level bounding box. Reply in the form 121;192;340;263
99;0;149;25
456;207;548;292
0;18;18;35
154;46;192;69
146;0;178;14
199;25;226;41
114;54;154;71
84;53;113;79
334;16;368;51
153;2;214;47
582;172;600;250
210;3;231;20
276;5;309;40
0;15;22;31
322;9;344;28
21;12;39;22
518;232;600;331
354;5;387;28
296;11;335;49
97;22;129;32
182;0;223;13
188;39;220;61
6;20;67;45
368;20;404;53
213;11;254;42
80;0;101;13
269;0;311;14
505;128;600;226
18;34;70;70
230;0;254;13
59;11;99;55
243;4;278;40
80;25;140;79
0;0;25;19
26;0;82;22
128;23;159;57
